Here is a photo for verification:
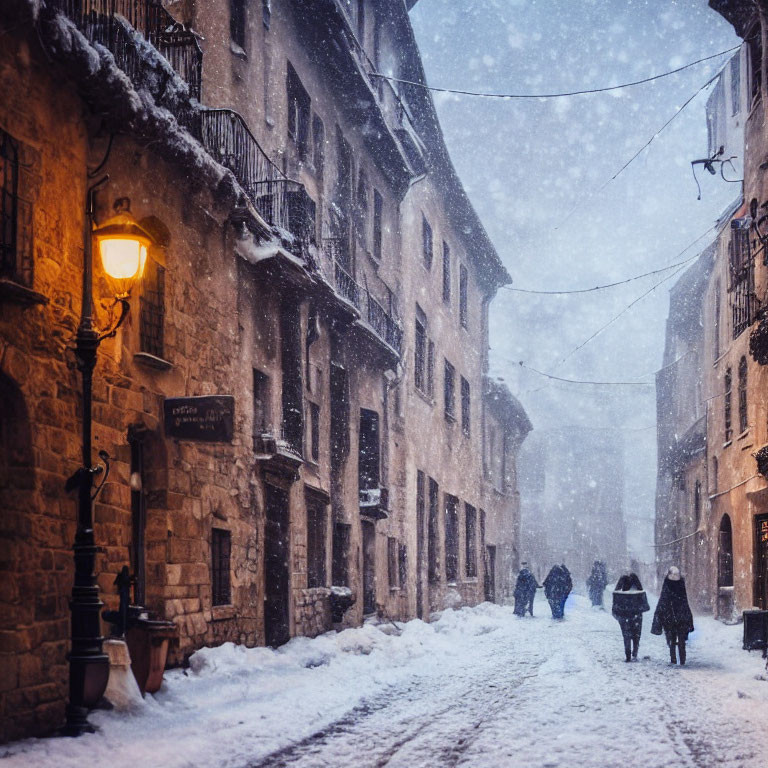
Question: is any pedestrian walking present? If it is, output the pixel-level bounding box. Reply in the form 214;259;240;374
586;560;609;608
651;565;694;665
611;572;650;662
543;563;572;619
513;563;539;617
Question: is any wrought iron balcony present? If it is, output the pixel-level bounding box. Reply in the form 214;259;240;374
333;259;360;309
185;109;315;260
365;293;402;355
50;0;202;101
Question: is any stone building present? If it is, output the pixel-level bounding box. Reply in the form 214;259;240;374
0;0;528;742
655;11;768;619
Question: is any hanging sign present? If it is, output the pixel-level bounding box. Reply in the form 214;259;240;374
163;396;234;442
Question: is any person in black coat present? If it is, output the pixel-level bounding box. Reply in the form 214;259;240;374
587;560;609;608
612;572;650;662
513;563;539;617
651;566;695;665
543;564;572;619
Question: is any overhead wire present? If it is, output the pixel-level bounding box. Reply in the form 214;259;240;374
502;254;700;295
517;361;653;387
367;45;740;99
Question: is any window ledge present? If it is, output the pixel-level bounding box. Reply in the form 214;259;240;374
415;387;434;407
134;352;173;371
737;429;751;441
0;279;48;306
211;604;236;621
723;440;732;449
389;586;401;593
229;41;248;60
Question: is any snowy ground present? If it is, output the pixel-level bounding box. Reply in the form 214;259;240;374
3;594;768;768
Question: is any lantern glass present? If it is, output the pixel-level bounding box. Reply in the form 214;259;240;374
99;237;148;282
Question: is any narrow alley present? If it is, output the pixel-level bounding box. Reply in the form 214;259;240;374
3;596;767;768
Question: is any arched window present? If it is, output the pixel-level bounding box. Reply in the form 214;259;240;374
718;514;734;587
738;356;748;434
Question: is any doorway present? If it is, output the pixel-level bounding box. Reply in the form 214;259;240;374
362;519;376;615
264;484;290;646
755;514;768;610
484;545;496;603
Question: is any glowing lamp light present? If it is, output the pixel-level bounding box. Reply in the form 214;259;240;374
93;200;153;297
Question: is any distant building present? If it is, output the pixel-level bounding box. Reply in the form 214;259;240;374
519;427;628;586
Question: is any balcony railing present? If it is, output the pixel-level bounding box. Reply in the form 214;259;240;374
50;0;202;101
366;293;402;355
333;260;360;309
184;109;315;259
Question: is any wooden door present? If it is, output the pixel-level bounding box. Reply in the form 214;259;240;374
264;484;290;647
755;514;768;610
362;520;376;615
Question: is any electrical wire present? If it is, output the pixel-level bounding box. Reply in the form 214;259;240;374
502;254;700;295
368;45;739;99
557;226;716;364
555;72;721;231
517;361;653;386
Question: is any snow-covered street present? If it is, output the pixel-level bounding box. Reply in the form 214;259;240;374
2;595;767;768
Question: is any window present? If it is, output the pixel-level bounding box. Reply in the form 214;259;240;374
281;304;304;455
426;340;435;398
442;241;451;303
140;258;165;358
356;170;368;247
230;0;247;50
749;25;762;106
414;307;427;393
1;129;32;288
287;63;311;160
309;401;320;461
730;54;740;116
212;529;231;606
730;219;754;338
461;376;470;436
422;216;433;269
428;478;439;583
388;537;398;589
253;369;270;444
332;522;351;586
738;355;748;433
465;504;477;577
359;409;380;491
373;189;383;261
444;360;456;420
712;456;718;493
262;0;271;29
718;515;734;587
306;500;327;588
459;264;468;328
337;130;353;215
444;494;459;582
693;480;701;527
398;544;407;590
312;114;325;178
714;279;721;360
357;0;365;40
724;367;732;443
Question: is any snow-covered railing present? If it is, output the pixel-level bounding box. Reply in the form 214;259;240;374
50;0;203;101
184;108;315;261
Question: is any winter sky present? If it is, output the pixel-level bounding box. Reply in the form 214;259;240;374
410;0;740;554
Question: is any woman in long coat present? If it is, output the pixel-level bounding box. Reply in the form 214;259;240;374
543;564;572;619
651;566;695;665
612;572;650;662
513;563;539;617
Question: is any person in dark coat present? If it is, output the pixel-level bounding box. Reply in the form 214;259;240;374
543;564;572;619
513;563;539;617
586;560;609;608
612;572;650;662
652;566;695;664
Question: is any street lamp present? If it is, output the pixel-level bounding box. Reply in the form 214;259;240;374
63;180;151;736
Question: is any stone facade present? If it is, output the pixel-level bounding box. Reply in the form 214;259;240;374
0;0;528;742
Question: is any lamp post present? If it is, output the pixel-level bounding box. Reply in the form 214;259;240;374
64;179;151;736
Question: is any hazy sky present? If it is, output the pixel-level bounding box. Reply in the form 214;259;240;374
410;0;740;553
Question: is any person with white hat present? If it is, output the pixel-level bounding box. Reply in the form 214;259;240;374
651;566;695;665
